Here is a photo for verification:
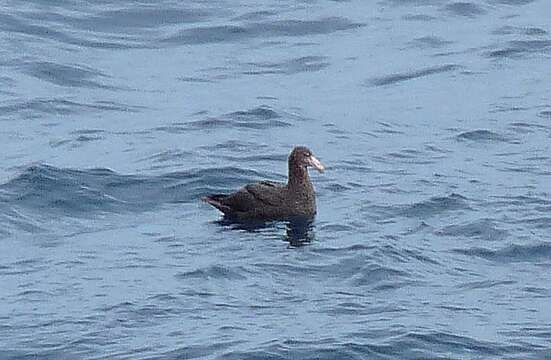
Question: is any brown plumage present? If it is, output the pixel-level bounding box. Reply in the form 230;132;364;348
202;146;325;220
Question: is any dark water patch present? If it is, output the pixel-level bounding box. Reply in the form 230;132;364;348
498;164;549;175
539;110;551;118
374;243;439;266
487;48;524;58
0;204;47;237
218;153;287;164
492;26;547;36
75;135;103;143
324;303;405;316
141;149;193;164
213;217;315;247
454;242;551;263
394;331;530;357
324;183;351;192
383;148;437;164
436;219;508;241
457;279;515;290
161;17;364;45
233;10;277;22
156;106;291;132
488;194;551;207
219;331;531;359
442;2;487;17
408;36;453;49
100;303;182;329
523;287;548;296
438;304;481;312
402;14;437;21
200;140;269;153
71;129;105;135
0;349;84;360
487;40;551;58
242;56;329;75
387;0;445;5
456;129;510;142
490;104;529;113
71;7;212;32
516;217;551;229
229;106;283;121
0;12;153;49
0;98;141;119
0;164;269;221
320;223;355;232
49;139;72;148
176;265;248;281
401;247;441;265
489;0;536;4
313;244;376;256
177;76;213;83
424;144;452;153
1;257;48;275
350;264;412;288
153;340;244;360
401;193;470;218
18;62;115;89
369;64;460;86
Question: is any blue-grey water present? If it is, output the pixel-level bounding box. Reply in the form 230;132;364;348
1;0;551;359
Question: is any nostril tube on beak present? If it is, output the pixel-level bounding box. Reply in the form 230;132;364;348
308;155;325;173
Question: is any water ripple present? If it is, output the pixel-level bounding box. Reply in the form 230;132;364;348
0;163;271;228
454;242;551;263
161;17;364;45
369;64;461;86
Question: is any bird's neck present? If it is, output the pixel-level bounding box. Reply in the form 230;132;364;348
288;164;312;191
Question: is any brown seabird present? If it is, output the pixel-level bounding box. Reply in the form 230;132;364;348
203;146;325;220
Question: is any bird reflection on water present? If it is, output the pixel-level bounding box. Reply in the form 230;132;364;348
215;216;315;247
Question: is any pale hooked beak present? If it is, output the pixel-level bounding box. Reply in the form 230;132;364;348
307;155;325;173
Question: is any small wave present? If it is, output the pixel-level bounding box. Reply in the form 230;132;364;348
408;36;453;49
490;0;537;5
350;264;412;289
487;40;551;59
160;17;364;45
217;330;532;359
369;64;460;86
454;242;551;262
402;14;437;22
155;106;292;132
442;2;487;17
363;194;469;220
0;98;142;120
402;193;469;218
18;61;118;89
436;219;508;241
493;25;547;36
456;129;510;142
0;12;136;50
457;279;515;290
140;149;193;164
0;163;269;225
175;265;248;281
517;217;551;229
242;56;329;75
74;7;212;32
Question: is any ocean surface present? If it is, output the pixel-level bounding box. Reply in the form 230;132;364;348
1;0;551;359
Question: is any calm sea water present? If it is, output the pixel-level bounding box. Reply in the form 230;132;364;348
2;0;551;359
